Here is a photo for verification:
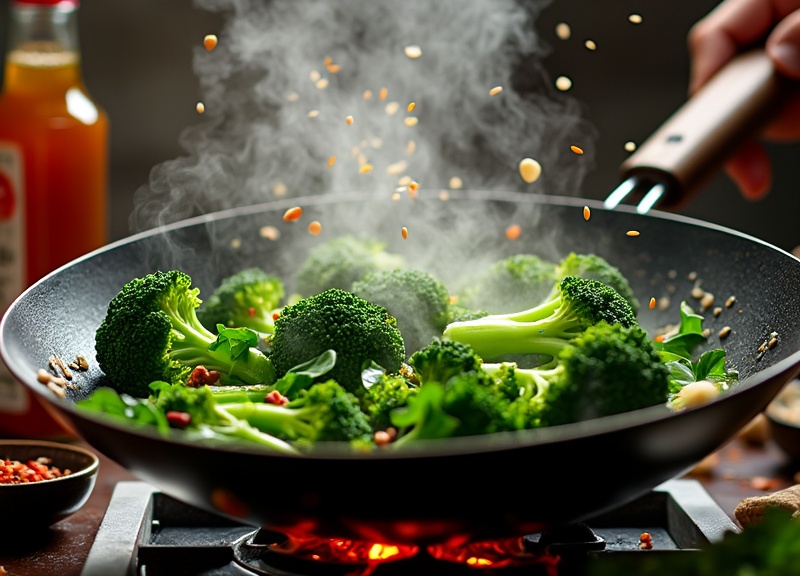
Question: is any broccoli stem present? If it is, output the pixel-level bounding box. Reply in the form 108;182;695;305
207;385;272;404
221;402;316;440
443;317;575;359
211;405;300;454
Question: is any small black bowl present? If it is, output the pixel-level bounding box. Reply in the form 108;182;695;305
765;380;800;461
0;440;99;529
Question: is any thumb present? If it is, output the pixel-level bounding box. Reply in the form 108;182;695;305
767;9;800;79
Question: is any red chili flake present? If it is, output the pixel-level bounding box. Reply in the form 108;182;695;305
166;411;192;428
0;457;70;484
186;365;221;388
272;312;280;321
248;307;256;317
283;206;303;222
264;390;289;406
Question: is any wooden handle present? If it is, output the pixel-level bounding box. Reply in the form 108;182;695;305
619;49;795;208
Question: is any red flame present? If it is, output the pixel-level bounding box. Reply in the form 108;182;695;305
271;534;419;565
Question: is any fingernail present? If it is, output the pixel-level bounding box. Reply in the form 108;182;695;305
769;42;800;77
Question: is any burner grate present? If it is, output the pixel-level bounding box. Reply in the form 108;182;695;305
81;479;738;576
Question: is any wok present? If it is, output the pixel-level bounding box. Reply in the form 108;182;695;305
2;189;800;546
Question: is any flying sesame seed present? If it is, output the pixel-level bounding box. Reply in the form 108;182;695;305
379;87;389;101
404;45;422;59
583;206;590;221
624;141;637;152
439;190;450;201
196;102;205;114
385;102;400;116
519;158;542;184
555;76;573;91
490;86;503;96
570;145;584;155
310;70;321;82
345;115;354;125
506;224;522;240
629;13;643;24
449;176;464;190
409;181;420;192
327;156;336;167
398;175;412;186
404;117;419;127
387;161;408;175
555;22;571;40
585;40;597;50
649;297;656;309
273;183;287;197
315;78;329;90
308;110;320;118
286;92;300;102
407;102;416;113
283;206;302;222
203;34;218;51
308;221;322;235
401;227;409;239
363;89;373;100
626;230;640;237
359;164;373;174
406;140;416;155
259;226;280;241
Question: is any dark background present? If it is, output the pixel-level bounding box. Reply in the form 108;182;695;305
2;0;798;251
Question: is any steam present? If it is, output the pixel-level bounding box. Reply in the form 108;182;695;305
130;0;598;237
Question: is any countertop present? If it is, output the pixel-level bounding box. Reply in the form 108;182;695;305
0;431;797;576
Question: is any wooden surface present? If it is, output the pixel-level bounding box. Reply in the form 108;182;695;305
0;431;797;576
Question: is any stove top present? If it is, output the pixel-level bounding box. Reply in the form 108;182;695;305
80;478;738;576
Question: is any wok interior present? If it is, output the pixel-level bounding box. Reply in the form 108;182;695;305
3;190;800;540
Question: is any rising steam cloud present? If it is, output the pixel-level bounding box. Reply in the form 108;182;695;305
130;0;597;233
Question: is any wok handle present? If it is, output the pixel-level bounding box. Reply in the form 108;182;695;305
619;48;797;209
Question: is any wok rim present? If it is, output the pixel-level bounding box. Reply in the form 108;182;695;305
2;189;799;461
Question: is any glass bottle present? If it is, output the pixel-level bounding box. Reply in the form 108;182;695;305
0;0;109;438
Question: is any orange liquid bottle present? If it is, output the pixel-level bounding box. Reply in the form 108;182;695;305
0;0;108;438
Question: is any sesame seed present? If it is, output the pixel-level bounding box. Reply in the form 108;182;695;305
259;226;280;241
768;337;778;349
555;76;572;91
406;140;416;155
308;110;320;118
719;326;731;339
386;161;408;175
629;13;643;24
385;102;400;116
363;89;373;100
315;78;329;90
196;102;205;114
359;164;373;174
449;176;463;190
583;206;590;221
725;296;736;308
649;297;656;310
327;156;336;167
401;227;409;239
571;145;584;155
404;45;422;59
273;183;287;197
585;39;597;50
404;117;419;127
379;87;389;101
624;141;637;152
700;292;715;310
555;22;571;40
713;307;722;317
519;158;542;183
626;230;640;237
286;92;300;102
345;115;354;125
309;70;321;82
307;221;322;235
407;102;416;112
490;86;503;96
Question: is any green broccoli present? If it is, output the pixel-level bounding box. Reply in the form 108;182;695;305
482;321;670;427
548;252;640;315
197;267;285;337
446;303;490;323
294;235;407;297
95;270;276;398
351;268;451;356
390;371;522;446
458;253;558;314
360;373;419;431
442;275;637;361
268;288;405;395
223;380;374;446
408;337;485;386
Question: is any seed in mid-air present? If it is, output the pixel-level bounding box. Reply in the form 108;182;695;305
345;115;354;125
407;102;416;113
555;76;573;91
359;164;373;174
585;40;597;50
555;22;571;40
204;34;218;51
404;117;419;127
629;13;643;24
583;206;590;221
624;141;637;152
519;158;542;183
283;207;303;222
327;156;336;167
570;145;584;155
449;176;463;190
404;45;422;59
626;230;640;237
401;227;409;239
490;86;503;96
196;102;205;114
506;224;522;240
308;221;322;236
649;297;656;310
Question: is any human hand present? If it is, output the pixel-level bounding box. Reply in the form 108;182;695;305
689;0;800;200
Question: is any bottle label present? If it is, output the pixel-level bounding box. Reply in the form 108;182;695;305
0;141;27;412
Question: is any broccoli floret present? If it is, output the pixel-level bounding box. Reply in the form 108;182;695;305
549;252;640;315
197;267;285;337
223;380;374;445
458;253;559;314
268;288;405;395
294;235;407;297
483;322;670;427
442;275;637;361
360;373;419;431
408;337;485;386
390;372;522;446
351;268;451;356
95;270;276;398
447;303;490;323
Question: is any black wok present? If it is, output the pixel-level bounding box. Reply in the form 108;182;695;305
3;190;800;545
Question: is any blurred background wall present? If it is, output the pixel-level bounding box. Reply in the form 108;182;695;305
1;0;798;251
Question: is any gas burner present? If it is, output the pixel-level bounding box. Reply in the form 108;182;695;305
81;479;738;576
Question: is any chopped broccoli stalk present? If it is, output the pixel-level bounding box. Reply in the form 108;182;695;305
294;235;406;297
95;270;276;398
351;268;451;356
442;276;637;361
360;373;419;431
408;337;485;386
549;252;639;315
483;322;670;427
223;380;374;445
268;288;405;395
197;267;285;337
458;253;559;314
